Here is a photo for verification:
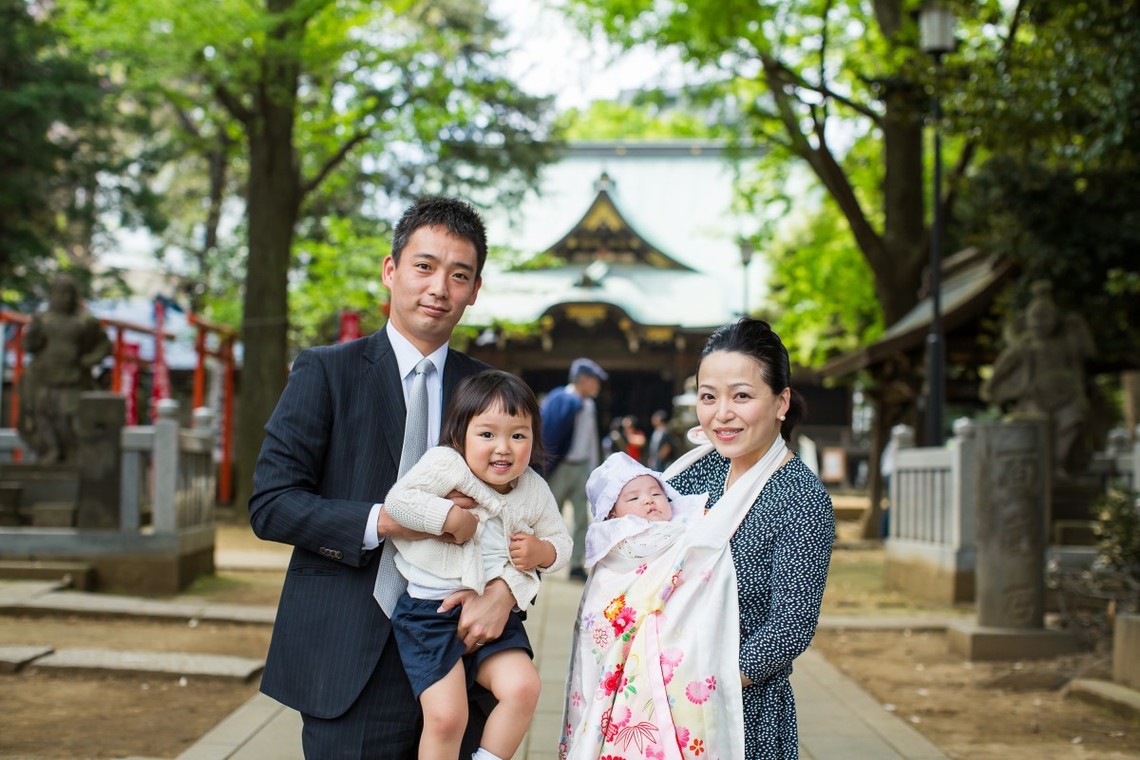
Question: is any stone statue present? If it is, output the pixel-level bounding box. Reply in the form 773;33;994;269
982;280;1095;477
17;275;112;464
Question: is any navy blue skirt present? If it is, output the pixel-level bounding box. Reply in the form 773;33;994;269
390;593;533;699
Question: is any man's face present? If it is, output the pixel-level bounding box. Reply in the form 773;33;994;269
382;225;481;355
576;374;601;399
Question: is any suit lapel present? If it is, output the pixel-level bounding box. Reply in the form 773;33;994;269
364;330;405;474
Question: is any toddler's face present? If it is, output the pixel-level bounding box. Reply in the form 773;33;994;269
611;475;672;522
464;405;533;494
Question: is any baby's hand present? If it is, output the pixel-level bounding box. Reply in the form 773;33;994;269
509;533;555;571
443;504;478;544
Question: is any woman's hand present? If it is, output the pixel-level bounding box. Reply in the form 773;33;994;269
509;533;555;571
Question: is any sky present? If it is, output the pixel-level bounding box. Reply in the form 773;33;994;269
488;0;687;109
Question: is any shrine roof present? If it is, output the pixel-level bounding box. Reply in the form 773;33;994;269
819;249;1015;378
463;262;732;329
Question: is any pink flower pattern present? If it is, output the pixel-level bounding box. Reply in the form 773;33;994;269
685;679;711;704
611;606;636;635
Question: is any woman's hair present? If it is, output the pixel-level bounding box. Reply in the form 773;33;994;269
698;317;807;442
440;369;546;469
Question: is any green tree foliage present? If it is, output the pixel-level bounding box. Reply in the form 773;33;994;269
57;0;561;503
563;0;936;332
0;0;106;301
557;99;719;140
955;0;1140;369
764;196;882;369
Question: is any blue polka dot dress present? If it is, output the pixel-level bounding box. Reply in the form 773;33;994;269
669;449;835;759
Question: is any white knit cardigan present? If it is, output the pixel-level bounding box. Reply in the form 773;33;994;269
385;446;571;610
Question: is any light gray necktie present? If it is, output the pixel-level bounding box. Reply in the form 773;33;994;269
373;357;434;615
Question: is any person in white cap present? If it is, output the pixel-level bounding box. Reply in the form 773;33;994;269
540;357;608;581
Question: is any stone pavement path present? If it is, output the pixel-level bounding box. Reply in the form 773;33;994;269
2;565;954;760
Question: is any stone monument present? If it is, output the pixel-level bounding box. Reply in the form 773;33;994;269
17;274;112;464
948;420;1078;660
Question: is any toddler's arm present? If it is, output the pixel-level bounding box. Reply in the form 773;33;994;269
384;447;476;538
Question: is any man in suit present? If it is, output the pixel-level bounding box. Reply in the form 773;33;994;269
249;196;515;759
539;357;606;582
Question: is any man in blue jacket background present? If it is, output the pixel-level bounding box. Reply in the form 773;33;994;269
539;357;607;581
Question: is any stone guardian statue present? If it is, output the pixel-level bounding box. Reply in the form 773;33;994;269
17;275;113;464
981;280;1095;477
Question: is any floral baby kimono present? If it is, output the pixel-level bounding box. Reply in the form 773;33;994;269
560;435;790;760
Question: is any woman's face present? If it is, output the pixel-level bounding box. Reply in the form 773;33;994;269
696;350;790;471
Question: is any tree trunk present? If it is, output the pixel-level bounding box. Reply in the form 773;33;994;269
877;83;929;326
232;9;301;510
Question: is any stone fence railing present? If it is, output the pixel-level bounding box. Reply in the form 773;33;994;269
0;398;215;534
885;421;1140;604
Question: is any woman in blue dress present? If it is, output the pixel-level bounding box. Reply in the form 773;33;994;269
668;317;835;759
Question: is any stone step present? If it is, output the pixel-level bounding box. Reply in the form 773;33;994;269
24;646;264;681
0;644;54;672
0;559;95;589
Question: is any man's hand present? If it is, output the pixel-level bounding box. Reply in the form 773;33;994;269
439;578;513;653
443;504;478;544
376;505;434;542
509;533;555;572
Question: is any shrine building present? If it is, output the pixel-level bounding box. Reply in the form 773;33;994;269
461;141;750;429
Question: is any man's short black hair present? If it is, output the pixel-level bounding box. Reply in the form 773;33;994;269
391;195;488;277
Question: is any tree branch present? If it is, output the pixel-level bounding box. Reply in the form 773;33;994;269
212;80;253;125
300;129;373;199
944;0;1027;223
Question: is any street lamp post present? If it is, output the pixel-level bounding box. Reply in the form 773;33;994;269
920;2;955;447
739;238;754;317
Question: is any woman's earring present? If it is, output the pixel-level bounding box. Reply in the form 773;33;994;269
777;414;786;422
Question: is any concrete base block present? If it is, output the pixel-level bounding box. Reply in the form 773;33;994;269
0;524;216;596
947;620;1080;661
1114;614;1140;689
31;501;76;528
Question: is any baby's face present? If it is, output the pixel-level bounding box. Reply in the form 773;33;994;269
612;475;673;522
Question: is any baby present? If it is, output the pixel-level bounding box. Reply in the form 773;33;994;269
582;452;707;570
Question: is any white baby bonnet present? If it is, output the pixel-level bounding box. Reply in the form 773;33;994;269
582;452;707;569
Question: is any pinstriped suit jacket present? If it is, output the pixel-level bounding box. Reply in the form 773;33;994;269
249;329;489;719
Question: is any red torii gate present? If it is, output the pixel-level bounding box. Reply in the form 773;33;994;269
1;306;237;504
188;314;238;504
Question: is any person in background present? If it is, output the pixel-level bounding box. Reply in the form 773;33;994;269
647;408;681;471
620;415;646;463
539;357;607;582
249;195;513;759
600;416;627;459
384;369;572;760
